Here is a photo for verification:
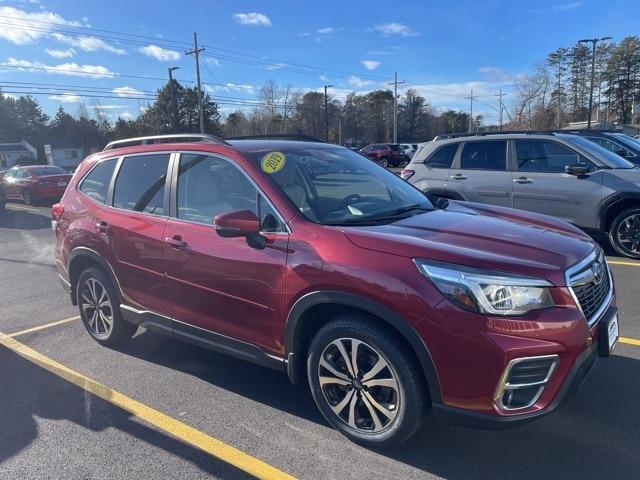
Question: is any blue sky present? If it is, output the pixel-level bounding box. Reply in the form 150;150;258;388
0;0;637;123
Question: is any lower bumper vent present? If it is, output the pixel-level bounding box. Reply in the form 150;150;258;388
495;355;559;411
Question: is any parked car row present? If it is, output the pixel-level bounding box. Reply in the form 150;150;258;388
52;133;618;448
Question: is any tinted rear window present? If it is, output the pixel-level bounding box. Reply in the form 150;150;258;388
460;141;507;170
113;154;170;215
30;166;67;176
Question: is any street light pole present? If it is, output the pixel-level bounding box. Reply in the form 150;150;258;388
324;84;333;142
168;66;180;132
579;36;611;129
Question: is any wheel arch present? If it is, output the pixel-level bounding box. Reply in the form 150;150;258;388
600;193;640;233
284;291;442;403
68;247;122;305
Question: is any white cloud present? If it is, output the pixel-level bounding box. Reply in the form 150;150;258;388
232;12;272;27
207;82;257;93
139;44;180;61
374;22;419;37
48;92;82;103
113;86;144;97
52;33;126;55
361;60;381;70
320;74;329;82
96;104;128;110
204;57;220;67
348;75;375;88
45;48;75;59
368;50;393;56
266;62;287;70
2;57;113;78
532;1;583;12
0;6;80;45
317;27;335;34
118;112;134;120
298;32;311;37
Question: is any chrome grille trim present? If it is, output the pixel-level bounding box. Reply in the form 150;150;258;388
565;249;613;328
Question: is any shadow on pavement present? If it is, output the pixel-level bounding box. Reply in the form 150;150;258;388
0;207;51;230
0;346;253;479
116;330;640;479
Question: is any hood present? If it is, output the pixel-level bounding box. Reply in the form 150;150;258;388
342;202;595;286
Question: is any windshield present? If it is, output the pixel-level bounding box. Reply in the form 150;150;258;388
30;166;68;176
561;135;636;169
244;146;432;225
389;144;402;152
612;133;640;149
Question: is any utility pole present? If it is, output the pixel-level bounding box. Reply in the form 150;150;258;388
324;84;333;142
495;89;507;130
465;89;477;132
168;66;180;132
579;36;611;129
186;32;205;133
387;72;405;143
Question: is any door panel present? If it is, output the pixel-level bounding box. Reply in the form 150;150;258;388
449;140;512;207
512;139;603;228
163;153;289;353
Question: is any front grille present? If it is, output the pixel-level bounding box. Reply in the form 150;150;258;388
566;251;612;327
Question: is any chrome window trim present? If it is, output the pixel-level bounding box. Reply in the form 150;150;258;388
564;249;613;328
172;150;291;235
493;354;559;412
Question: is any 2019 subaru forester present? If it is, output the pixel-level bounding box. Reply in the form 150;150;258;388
53;134;619;447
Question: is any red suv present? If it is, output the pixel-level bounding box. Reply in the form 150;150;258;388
3;165;72;205
359;143;410;167
53;134;619;447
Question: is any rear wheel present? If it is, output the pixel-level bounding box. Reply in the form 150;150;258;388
609;207;640;259
307;314;427;447
76;267;137;346
378;157;389;168
21;188;32;205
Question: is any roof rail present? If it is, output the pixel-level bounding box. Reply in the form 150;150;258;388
226;134;325;143
433;130;568;140
102;133;229;151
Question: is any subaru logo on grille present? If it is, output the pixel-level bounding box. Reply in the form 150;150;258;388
592;261;604;285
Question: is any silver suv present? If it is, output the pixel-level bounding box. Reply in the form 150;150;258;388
403;132;640;258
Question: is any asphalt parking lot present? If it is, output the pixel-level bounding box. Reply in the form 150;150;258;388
1;202;640;480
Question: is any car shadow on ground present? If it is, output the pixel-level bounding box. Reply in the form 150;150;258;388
0;207;52;230
0;346;253;479
114;330;640;479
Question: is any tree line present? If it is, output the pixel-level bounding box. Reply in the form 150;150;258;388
512;36;640;129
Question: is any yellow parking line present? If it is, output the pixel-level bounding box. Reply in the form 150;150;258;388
620;337;640;347
0;333;296;480
8;316;81;338
607;260;640;267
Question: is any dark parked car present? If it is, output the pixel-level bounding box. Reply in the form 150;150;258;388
562;130;640;164
53;134;618;447
359;143;410;167
3;165;72;205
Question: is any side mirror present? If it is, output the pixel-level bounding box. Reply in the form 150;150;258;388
213;209;265;249
565;164;591;177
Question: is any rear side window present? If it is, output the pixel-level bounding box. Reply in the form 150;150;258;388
113;154;170;215
460;141;507;171
79;159;116;203
426;143;458;168
516;140;593;173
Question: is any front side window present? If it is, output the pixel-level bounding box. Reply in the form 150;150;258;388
241;146;433;226
460;141;507;170
176;154;283;231
79;159;117;204
113;154;169;215
516;140;593;173
426;143;458;168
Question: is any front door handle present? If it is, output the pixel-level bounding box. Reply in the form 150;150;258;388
96;220;109;233
450;174;467;180
513;177;534;184
165;235;187;250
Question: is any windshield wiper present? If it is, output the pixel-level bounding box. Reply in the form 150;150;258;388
324;204;432;226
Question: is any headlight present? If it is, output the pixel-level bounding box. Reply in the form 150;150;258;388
414;259;554;316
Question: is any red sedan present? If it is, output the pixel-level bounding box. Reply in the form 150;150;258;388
3;165;72;205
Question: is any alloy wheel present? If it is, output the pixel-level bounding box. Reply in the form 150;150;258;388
615;213;640;256
318;338;400;433
22;189;32;205
79;277;114;340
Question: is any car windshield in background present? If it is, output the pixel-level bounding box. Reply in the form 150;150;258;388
561;134;636;169
244;146;432;225
389;145;403;151
30;166;68;176
613;133;640;149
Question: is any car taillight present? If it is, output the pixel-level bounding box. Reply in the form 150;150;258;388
400;169;415;180
51;203;65;220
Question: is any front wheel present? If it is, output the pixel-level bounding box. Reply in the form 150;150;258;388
378;157;389;168
609;207;640;259
307;315;428;447
21;188;33;205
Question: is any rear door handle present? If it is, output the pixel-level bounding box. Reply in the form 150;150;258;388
165;235;187;250
513;177;534;184
450;174;467;180
96;221;109;233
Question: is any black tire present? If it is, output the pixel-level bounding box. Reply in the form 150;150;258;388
608;207;640;259
378;157;389;168
76;267;137;346
307;314;428;448
21;188;32;205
